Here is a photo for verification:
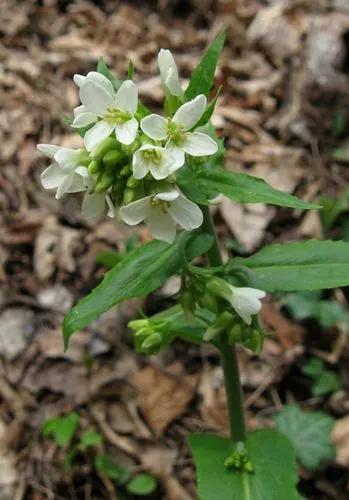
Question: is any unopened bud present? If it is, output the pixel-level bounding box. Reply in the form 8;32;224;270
91;137;119;159
228;325;242;345
142;332;162;352
103;149;126;167
249;330;264;354
199;293;218;313
120;164;132;177
95;172;114;193
126;176;139;189
123;188;137;204
88;159;102;175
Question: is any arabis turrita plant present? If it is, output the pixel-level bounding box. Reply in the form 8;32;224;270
37;34;349;500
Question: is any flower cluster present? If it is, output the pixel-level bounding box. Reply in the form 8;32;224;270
37;50;218;243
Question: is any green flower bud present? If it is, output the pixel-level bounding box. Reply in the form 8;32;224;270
199;293;218;313
95;172;114;193
91;137;119;159
88;159;102;175
249;329;264;354
123;188;137;205
126;176;139;189
120;164;132;177
141;332;162;353
228;324;242;345
180;291;195;322
103;149;126;167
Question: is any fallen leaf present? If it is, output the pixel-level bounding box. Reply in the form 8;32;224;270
0;308;35;360
132;365;197;436
261;302;305;349
332;415;349;468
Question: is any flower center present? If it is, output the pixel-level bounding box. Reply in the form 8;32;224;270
143;149;162;165
150;198;170;213
167;120;185;145
104;107;132;125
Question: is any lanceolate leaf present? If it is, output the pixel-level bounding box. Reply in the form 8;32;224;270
234;240;349;291
178;167;319;210
63;233;213;347
97;57;122;90
185;31;226;100
189;430;298;500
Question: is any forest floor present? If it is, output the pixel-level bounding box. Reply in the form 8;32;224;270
1;0;349;499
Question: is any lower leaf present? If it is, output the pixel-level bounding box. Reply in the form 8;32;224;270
189;429;298;500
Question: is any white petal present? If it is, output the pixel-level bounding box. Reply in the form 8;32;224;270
119;196;151;225
172;94;207;131
73;74;85;87
73;105;86;116
41;164;67;189
114;117;138;145
231;288;265;325
141;114;168;141
54;148;86;167
182;131;218;156
115;80;138;115
149;150;174;180
79;81;114;117
165;67;183;97
158;49;182;97
65;173;87;193
146;207;176;243
165;142;185;170
37;144;60;158
154;190;179;202
168;197;203;231
56;172;74;199
84;121;114;152
132;150;149;180
75;166;96;190
72;111;97;128
105;194;116;218
158;49;177;82
86;72;114;96
82;192;105;219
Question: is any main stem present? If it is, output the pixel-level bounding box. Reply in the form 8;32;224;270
200;205;247;442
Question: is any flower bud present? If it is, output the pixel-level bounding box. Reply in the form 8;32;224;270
123;188;137;205
249;329;264;354
91;137;119;159
141;332;162;353
120;164;132;177
126;176;139;189
95;172;114;193
180;291;195;322
88;159;102;175
103;149;126;167
228;324;242;345
199;293;218;313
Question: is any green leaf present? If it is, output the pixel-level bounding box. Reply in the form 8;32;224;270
320;186;349;230
95;250;123;268
95;454;130;484
178;168;319;209
283;292;349;326
195;86;222;127
185;31;225;100
302;358;341;397
80;430;103;448
42;412;80;447
189;429;298;500
275;405;335;469
63;232;213;347
235;240;349;292
127;473;157;496
97;57;122;91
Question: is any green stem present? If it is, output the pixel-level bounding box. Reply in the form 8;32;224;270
200;205;247;442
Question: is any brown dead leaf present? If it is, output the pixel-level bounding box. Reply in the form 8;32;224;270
332;415;349;468
198;366;228;430
261;302;305;349
132;365;197;436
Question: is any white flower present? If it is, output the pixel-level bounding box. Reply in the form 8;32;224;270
132;144;179;180
207;277;265;325
37;144;88;199
72;72;116;128
119;190;203;243
77;78;139;151
157;49;183;97
140;95;217;167
75;167;116;220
